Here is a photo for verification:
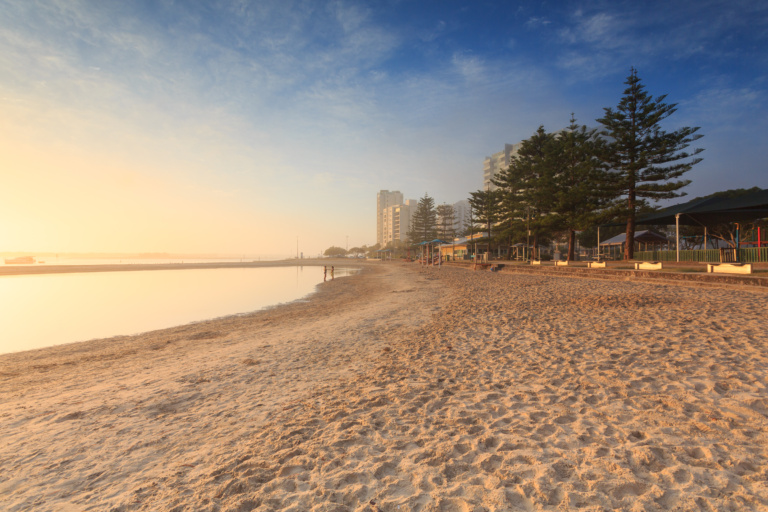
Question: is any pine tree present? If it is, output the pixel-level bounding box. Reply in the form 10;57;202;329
492;126;557;255
408;193;437;243
436;203;456;240
597;68;703;260
467;188;502;247
461;204;475;237
550;115;611;261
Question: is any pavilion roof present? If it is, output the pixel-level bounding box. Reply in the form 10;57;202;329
634;188;768;226
600;230;669;246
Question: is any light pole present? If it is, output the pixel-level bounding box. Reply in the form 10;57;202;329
296;236;298;260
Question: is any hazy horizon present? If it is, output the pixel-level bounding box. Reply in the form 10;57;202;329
0;251;310;261
2;1;767;257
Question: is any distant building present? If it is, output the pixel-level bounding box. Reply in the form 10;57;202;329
377;190;403;246
484;127;600;191
452;199;470;236
381;200;417;245
483;143;522;191
378;190;419;246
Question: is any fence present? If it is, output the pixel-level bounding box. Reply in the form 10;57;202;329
634;247;768;263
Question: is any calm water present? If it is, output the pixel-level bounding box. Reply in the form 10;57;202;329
0;266;356;355
3;257;278;266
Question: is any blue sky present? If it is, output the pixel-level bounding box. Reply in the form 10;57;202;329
1;0;766;256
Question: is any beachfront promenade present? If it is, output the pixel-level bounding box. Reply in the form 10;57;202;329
1;262;766;511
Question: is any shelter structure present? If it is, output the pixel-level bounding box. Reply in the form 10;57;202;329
633;188;768;261
599;230;669;260
437;233;488;262
634;188;768;227
599;188;768;261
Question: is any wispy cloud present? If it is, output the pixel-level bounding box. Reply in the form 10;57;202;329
451;52;485;82
420;20;447;42
526;17;551;29
554;3;768;79
682;81;765;132
1;0;765;253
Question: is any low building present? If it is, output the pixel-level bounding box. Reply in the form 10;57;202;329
599;230;670;259
438;233;489;261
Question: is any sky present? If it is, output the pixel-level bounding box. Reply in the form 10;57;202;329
1;0;766;257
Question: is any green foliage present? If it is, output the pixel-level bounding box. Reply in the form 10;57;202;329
492;126;557;251
365;243;381;257
549;115;613;259
323;246;347;257
688;186;764;202
408;193;437;243
436;203;457;240
461;204;475;237
597;68;704;259
468;188;502;244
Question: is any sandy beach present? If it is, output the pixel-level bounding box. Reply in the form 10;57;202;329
1;262;767;511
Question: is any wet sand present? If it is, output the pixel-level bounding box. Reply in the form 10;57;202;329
1;263;767;511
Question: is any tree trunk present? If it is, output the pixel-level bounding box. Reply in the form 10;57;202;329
567;229;576;261
625;188;636;260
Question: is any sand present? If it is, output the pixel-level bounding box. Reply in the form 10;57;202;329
1;263;767;511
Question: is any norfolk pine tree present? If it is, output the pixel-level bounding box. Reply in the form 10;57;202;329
436;203;457;240
491;163;527;259
597;68;703;260
551;115;611;261
492;126;557;256
407;193;437;243
468;188;502;251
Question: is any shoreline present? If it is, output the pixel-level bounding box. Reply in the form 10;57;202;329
0;260;362;357
0;258;356;277
1;264;767;511
5;256;766;292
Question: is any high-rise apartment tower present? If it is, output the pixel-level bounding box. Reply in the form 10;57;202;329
376;190;403;246
483;143;522;191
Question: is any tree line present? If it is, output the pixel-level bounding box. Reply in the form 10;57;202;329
412;69;705;261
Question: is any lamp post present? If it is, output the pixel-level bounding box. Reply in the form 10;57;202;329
597;226;601;262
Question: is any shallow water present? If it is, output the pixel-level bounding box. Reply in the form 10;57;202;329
0;265;355;354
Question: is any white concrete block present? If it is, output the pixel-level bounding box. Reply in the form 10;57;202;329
634;261;663;270
707;263;753;274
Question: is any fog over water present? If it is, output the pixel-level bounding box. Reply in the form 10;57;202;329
0;266;355;355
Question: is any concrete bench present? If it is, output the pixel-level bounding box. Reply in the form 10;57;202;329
588;261;606;268
531;260;542;266
555;261;569;266
707;263;753;274
634;261;663;270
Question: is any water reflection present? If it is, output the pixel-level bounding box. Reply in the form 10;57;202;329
2;257;287;266
0;266;357;355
